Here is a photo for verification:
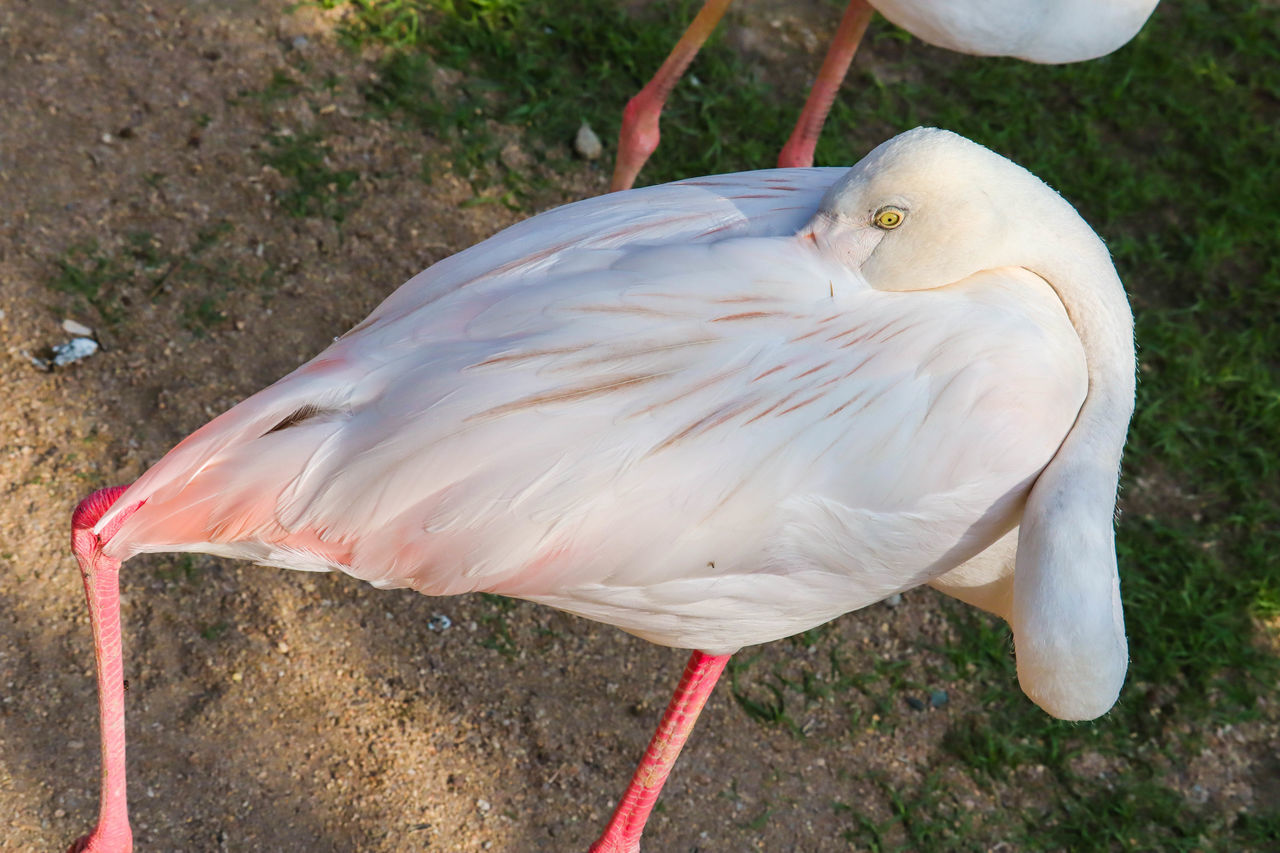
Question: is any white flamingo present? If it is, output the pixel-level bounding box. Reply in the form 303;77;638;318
67;127;1135;853
612;0;1160;190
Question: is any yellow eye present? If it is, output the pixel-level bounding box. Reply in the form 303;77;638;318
874;207;904;230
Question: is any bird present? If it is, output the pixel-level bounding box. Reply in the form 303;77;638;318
66;127;1135;853
611;0;1160;191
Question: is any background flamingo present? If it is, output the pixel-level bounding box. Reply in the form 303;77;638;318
613;0;1161;190
67;128;1135;853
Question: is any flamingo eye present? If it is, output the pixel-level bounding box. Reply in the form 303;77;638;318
873;207;904;229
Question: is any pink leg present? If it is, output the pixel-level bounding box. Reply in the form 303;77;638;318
67;485;142;853
777;0;875;168
611;0;735;192
589;650;730;853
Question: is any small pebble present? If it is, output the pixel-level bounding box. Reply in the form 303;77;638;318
574;122;603;160
883;592;902;608
52;337;99;366
929;689;949;708
499;141;532;172
62;318;93;336
476;798;491;814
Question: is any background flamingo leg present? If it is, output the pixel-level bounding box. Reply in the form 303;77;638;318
589;650;731;853
777;0;875;168
611;0;735;192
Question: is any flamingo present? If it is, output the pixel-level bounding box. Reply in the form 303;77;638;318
612;0;1160;190
67;127;1135;853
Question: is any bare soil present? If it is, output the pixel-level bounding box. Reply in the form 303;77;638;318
1;2;1273;852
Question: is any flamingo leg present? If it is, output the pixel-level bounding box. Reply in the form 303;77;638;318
68;485;141;853
777;0;875;168
589;650;730;853
611;0;735;192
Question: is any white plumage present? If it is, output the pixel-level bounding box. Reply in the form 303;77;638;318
875;0;1158;63
96;127;1134;718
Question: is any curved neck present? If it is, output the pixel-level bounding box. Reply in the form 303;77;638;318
1007;195;1137;720
1019;193;1136;463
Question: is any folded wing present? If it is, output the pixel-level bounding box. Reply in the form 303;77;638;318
101;171;1086;650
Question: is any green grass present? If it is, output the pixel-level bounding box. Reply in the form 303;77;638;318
200;621;231;641
476;591;520;657
51;243;134;325
837;772;983;853
154;554;202;585
46;222;266;336
260;131;360;220
299;0;1278;847
313;0;815;194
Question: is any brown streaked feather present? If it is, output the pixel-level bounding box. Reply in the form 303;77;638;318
649;396;763;455
710;311;783;323
263;404;329;436
469;373;669;421
632;366;746;416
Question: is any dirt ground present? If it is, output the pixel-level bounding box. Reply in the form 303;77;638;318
0;2;1271;852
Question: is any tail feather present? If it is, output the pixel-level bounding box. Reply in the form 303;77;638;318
103;416;343;563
